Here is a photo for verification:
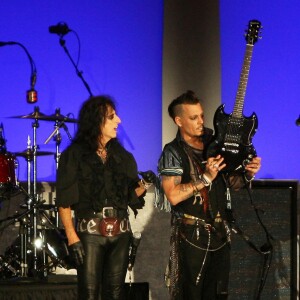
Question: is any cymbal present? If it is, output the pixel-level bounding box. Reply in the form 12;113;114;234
13;149;55;159
44;112;78;123
9;108;77;123
10;110;49;121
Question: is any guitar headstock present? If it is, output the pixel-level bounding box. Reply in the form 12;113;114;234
245;20;262;45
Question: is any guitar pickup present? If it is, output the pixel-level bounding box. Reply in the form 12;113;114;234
222;148;239;154
222;142;239;154
224;142;239;147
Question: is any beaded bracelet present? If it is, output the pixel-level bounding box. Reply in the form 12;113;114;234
191;182;199;195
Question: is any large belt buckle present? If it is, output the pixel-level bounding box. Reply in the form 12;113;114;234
102;206;114;218
100;207;119;237
204;223;212;232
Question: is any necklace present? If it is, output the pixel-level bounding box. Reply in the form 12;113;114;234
97;147;105;154
96;147;107;162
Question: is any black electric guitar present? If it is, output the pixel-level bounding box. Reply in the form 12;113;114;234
205;20;262;174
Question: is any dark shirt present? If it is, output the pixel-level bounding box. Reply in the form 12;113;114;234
56;139;144;218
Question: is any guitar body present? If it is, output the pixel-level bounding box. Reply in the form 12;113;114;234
205;104;258;174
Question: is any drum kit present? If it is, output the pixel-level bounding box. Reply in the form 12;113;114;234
0;106;77;279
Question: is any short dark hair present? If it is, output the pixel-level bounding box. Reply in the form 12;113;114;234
168;90;201;121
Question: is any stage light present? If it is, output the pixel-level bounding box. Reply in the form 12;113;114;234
34;238;43;249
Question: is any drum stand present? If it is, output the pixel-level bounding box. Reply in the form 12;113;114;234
28;117;40;276
19;117;61;278
0;107;75;280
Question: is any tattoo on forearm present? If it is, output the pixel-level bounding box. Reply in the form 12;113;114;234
193;180;202;187
174;176;181;186
162;175;194;196
180;184;191;192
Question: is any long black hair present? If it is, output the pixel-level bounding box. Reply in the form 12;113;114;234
72;95;117;152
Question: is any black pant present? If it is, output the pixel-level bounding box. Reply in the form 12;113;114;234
77;231;131;300
180;225;230;300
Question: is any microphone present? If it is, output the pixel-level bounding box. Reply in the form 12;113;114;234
26;72;37;103
0;123;7;153
128;232;142;271
296;115;300;126
49;22;70;36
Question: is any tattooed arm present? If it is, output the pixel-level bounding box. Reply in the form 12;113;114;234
161;175;206;206
161;154;228;206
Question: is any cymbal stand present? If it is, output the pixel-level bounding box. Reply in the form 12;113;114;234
26;135;32;196
54;120;62;171
44;118;62;228
44;119;62;171
44;112;73;228
29;116;40;275
20;136;33;277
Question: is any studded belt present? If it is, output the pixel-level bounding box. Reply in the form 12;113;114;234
77;207;130;237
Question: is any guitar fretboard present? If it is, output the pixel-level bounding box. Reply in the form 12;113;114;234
232;44;254;118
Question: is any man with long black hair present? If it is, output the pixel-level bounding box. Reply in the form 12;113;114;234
56;95;155;300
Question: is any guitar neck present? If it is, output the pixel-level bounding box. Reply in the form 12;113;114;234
232;44;254;119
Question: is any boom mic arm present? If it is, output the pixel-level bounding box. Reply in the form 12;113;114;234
49;22;93;97
0;41;37;103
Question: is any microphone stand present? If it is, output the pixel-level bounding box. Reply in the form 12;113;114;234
58;37;93;97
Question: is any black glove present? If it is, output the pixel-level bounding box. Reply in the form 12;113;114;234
68;241;85;267
138;170;157;184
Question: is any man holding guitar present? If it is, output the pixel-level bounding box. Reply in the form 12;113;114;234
156;90;261;299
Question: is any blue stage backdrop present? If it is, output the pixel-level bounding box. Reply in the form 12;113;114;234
220;0;300;180
0;1;163;182
0;1;299;183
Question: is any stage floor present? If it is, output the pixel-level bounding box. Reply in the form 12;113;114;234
0;275;149;300
0;274;77;300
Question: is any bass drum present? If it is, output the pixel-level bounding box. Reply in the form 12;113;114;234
0;152;17;193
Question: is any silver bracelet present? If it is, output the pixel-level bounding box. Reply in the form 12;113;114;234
199;173;212;187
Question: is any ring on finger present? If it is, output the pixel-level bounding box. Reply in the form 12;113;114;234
213;164;218;169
